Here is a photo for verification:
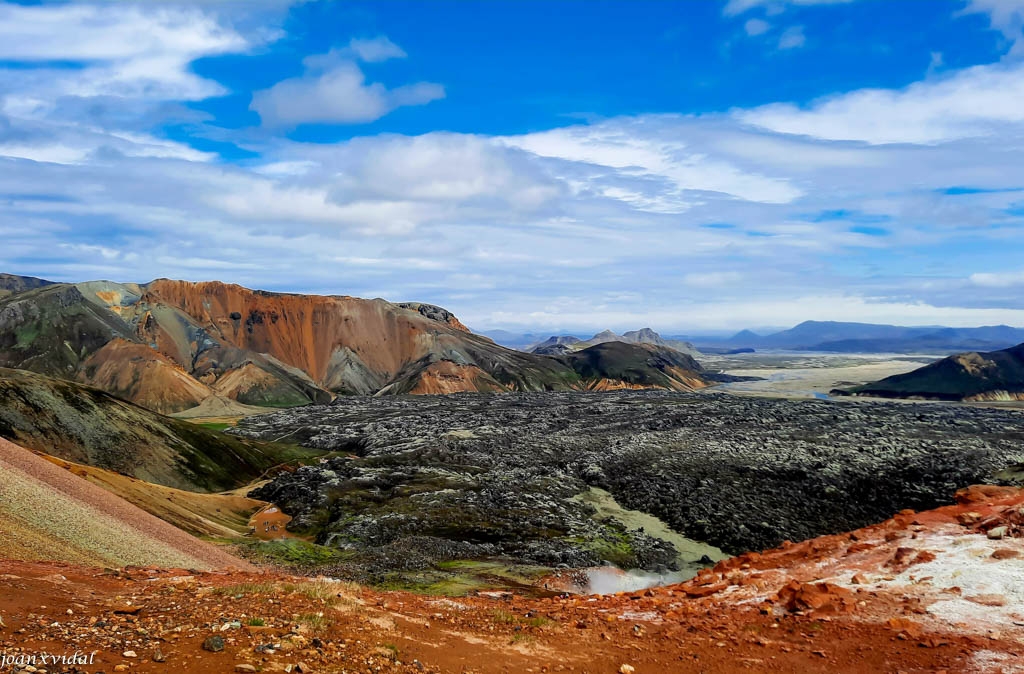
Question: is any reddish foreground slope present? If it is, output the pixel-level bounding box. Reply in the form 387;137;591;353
0;437;252;570
1;485;1021;672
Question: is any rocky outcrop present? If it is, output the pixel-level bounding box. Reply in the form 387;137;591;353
396;302;471;332
560;342;707;391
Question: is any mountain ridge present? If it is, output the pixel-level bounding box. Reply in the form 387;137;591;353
0;277;716;413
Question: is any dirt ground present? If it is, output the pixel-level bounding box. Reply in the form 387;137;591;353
1;485;1022;673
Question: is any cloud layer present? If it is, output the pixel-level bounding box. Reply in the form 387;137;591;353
1;1;1024;334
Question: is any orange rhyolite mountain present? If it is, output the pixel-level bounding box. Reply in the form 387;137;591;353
0;276;711;413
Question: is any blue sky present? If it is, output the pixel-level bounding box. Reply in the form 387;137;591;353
3;0;1024;332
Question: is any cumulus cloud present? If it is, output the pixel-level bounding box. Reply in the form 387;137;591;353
250;46;444;127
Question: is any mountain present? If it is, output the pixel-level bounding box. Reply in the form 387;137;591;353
560;342;708;390
529;335;582;355
697;320;1024;354
0;277;717;412
838;342;1024;401
0;273;54;300
0;367;322;492
532;327;700;357
728;329;762;343
622;328;701;355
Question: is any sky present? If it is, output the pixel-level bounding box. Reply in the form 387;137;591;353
2;0;1024;333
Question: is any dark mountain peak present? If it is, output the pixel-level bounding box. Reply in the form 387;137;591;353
0;273;55;299
623;327;661;340
840;341;1024;401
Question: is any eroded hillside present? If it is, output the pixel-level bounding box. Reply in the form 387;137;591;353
0;278;716;413
0;368;322;492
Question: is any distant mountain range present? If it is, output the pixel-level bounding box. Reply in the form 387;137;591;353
0;275;717;414
489;321;1024;356
837;342;1024;402
690;321;1024;354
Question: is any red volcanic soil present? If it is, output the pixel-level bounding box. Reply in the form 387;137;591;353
2;486;1022;673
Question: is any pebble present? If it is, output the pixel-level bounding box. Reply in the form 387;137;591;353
987;526;1008;540
203;635;226;652
619;665;635;674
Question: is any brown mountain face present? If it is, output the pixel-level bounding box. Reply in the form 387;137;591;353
0;277;714;413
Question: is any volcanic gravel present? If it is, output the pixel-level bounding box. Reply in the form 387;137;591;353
236;391;1024;566
0;437;253;570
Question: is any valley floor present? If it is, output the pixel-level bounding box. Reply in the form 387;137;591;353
1;485;1022;673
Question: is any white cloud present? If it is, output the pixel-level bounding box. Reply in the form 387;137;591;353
4;4;1024;332
0;4;246;61
500;119;803;206
348;36;407;62
778;25;806;49
0;144;91;165
970;270;1024;287
320;133;562;208
0;4;251;106
744;18;771;35
723;0;854;17
959;0;1024;54
737;61;1024;143
250;49;444;127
